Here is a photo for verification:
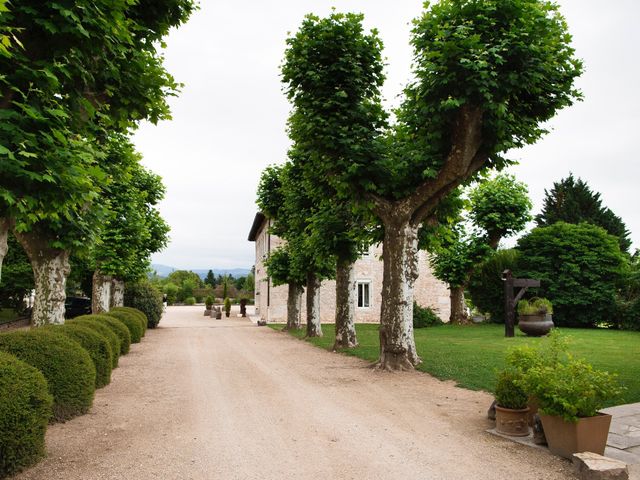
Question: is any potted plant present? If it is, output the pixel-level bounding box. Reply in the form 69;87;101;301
494;369;530;436
224;297;231;318
517;297;554;336
204;295;214;317
523;356;623;459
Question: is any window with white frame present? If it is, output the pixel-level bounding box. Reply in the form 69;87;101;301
357;281;371;308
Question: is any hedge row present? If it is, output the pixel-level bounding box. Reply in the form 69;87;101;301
0;307;149;479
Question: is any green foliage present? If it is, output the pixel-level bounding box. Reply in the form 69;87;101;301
205;296;214;309
517;298;553;316
536;174;631;253
517;223;626;327
110;306;147;335
413;302;443;328
69;316;121;368
0;351;52;478
105;311;143;344
494;369;528;409
163;282;179;305
124;281;163;328
468;249;520;323
184;296;196;306
0;235;33;313
85;314;131;355
204;270;216;287
0;329;95;421
224;297;231;316
429;232;492;288
44;324;113;389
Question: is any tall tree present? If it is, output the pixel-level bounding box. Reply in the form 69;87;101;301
535;174;631;253
283;3;582;369
204;270;216;287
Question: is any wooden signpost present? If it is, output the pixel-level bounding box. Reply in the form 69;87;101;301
503;270;540;338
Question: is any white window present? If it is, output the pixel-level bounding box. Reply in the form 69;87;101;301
357;281;371;308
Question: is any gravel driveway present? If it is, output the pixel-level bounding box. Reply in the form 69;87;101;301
13;306;577;480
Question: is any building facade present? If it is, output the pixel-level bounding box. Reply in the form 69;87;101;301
248;212;451;324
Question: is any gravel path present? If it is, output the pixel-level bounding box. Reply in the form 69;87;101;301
14;305;577;480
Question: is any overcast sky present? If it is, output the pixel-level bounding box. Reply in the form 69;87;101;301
132;1;640;270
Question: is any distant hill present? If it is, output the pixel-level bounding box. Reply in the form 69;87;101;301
150;264;251;279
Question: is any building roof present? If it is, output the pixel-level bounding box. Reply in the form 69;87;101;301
247;212;266;241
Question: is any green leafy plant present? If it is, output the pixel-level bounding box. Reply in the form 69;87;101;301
469;249;520;323
494;369;528;410
205;296;214;309
70;317;121;368
184;296;196;306
517;297;553;315
413;302;443;328
0;351;52;478
105;311;143;343
0;329;96;421
110;306;147;334
124;281;163;328
224;297;231;317
85;315;131;355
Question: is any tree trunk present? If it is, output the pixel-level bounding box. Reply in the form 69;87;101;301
92;270;112;314
285;281;303;330
0;218;10;283
378;218;421;370
334;258;357;349
15;230;70;326
449;284;470;325
110;278;125;308
305;271;322;337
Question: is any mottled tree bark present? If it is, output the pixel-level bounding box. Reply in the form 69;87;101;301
449;284;470;325
15;230;70;326
334;258;357;349
92;270;112;314
110;278;125;308
285;281;303;330
305;271;322;337
0;218;10;283
377;217;421;370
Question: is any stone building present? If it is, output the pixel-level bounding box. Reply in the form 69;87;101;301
248;212;451;324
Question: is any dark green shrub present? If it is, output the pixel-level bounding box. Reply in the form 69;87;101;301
0;351;52;478
0;329;96;421
184;296;196;305
45;324;113;389
517;297;553;315
413;302;443;328
468;249;520;323
70;316;121;368
517;222;626;327
110;306;147;335
224;297;231;317
124;281;163;328
205;295;214;309
494;369;527;409
105;311;142;343
86;315;131;355
616;298;640;331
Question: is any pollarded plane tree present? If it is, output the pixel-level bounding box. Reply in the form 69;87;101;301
282;2;582;369
0;1;194;325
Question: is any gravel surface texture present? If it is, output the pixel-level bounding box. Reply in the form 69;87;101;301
13;305;579;480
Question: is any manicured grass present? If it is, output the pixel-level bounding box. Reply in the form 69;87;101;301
269;323;640;406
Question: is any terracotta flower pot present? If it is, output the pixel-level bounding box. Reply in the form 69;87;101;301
495;406;530;437
539;413;612;459
518;313;554;336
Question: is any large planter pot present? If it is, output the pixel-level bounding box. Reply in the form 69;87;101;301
518;313;554;336
539;413;612;459
495;406;530;437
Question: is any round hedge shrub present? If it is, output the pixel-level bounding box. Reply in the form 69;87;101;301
87;315;131;355
70;316;121;368
124;281;163;328
413;302;443;328
0;351;52;478
110;306;147;335
45;324;113;389
105;311;142;343
0;329;96;421
184;296;196;305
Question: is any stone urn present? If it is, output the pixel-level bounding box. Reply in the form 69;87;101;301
518;313;554;337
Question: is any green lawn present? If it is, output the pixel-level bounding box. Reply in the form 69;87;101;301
270;323;640;406
0;308;19;325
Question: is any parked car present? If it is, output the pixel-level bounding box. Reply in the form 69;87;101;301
64;296;91;319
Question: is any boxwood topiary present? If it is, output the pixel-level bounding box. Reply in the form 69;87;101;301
111;306;147;335
70;316;121;368
104;311;142;343
0;329;96;421
88;315;131;355
45;324;113;389
0;351;52;478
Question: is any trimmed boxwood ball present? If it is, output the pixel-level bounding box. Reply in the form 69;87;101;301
112;306;147;334
45;324;113;389
0;351;52;478
105;311;142;343
71;316;121;369
78;314;131;355
0;329;96;422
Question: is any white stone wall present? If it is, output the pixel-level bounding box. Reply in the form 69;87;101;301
252;219;451;324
